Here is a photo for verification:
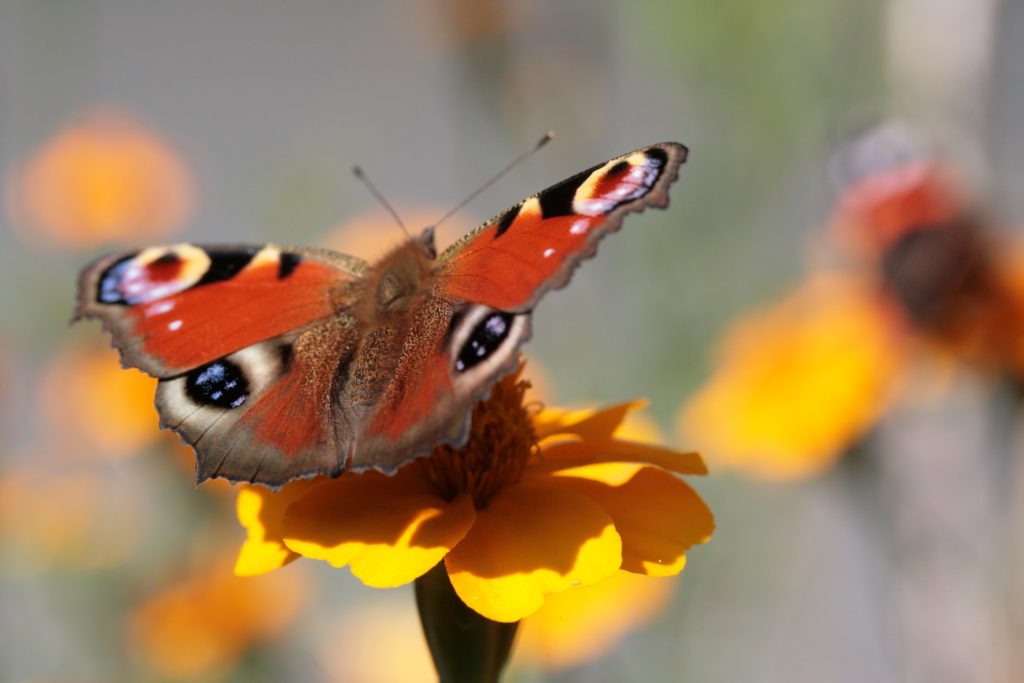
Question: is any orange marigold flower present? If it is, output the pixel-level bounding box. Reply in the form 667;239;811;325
681;157;1024;479
235;366;713;623
680;274;904;480
6;111;194;248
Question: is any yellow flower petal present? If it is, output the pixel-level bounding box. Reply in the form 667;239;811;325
445;479;622;623
680;273;902;479
537;438;707;476
533;400;645;440
234;481;316;577
518;570;674;671
282;469;476;588
553;464;714;576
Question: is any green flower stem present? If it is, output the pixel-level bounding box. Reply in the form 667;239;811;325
414;561;519;683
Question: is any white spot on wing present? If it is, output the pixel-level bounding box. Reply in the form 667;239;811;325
146;300;175;316
168;319;183;331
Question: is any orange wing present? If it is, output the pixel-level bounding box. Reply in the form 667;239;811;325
436;143;687;311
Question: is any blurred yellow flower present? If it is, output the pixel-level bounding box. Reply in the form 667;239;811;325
235;366;713;623
681;274;903;480
681;161;1024;479
6;111;193;248
38;341;160;459
130;553;305;680
517;569;674;671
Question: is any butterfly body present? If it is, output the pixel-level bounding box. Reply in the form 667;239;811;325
76;142;687;488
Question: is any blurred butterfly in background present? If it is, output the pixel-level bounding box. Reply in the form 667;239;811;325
75;141;688;488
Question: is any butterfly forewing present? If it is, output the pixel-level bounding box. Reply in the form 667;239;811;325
435;142;687;311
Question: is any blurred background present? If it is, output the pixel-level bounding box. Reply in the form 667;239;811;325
2;1;1024;681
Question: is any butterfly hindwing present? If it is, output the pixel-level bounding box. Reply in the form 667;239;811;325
435;142;688;311
351;299;532;473
156;317;359;485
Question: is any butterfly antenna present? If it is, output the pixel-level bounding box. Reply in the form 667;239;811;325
352;165;410;238
432;131;554;229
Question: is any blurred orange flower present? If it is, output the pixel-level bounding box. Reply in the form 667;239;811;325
313;569;673;680
323;207;465;262
6;111;194;248
130;553;305;680
517;570;674;670
0;462;144;570
235;366;713;623
681;161;1024;479
39;340;160;459
681;274;904;479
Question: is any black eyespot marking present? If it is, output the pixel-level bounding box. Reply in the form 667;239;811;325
278;343;294;371
195;249;257;287
644;147;668;171
494;204;521;239
538;162;601;219
151;252;178;268
185;359;249;409
96;253;139;304
455;312;514;372
607;160;630;177
444;308;468;345
278;252;301;279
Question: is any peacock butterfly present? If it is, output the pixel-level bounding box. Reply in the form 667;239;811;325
75;142;688;488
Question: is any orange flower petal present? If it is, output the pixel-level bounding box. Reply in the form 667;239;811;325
680;273;902;479
552;465;714;576
235;480;317;577
445;479;622;623
518;570;674;671
533;400;644;440
282;469;476;588
537;438;707;476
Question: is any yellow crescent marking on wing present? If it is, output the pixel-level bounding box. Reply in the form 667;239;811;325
250;245;282;268
573;159;619;208
518;196;542;221
136;244;212;287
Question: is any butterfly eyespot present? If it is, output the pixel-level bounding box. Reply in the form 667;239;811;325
185;359;249;409
97;254;140;304
455;312;515;372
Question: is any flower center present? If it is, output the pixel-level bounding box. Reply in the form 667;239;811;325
417;365;538;508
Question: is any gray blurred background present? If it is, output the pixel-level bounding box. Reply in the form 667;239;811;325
1;1;1023;682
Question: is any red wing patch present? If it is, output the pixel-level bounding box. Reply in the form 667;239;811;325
364;351;451;441
435;143;687;311
156;321;358;488
77;244;361;376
